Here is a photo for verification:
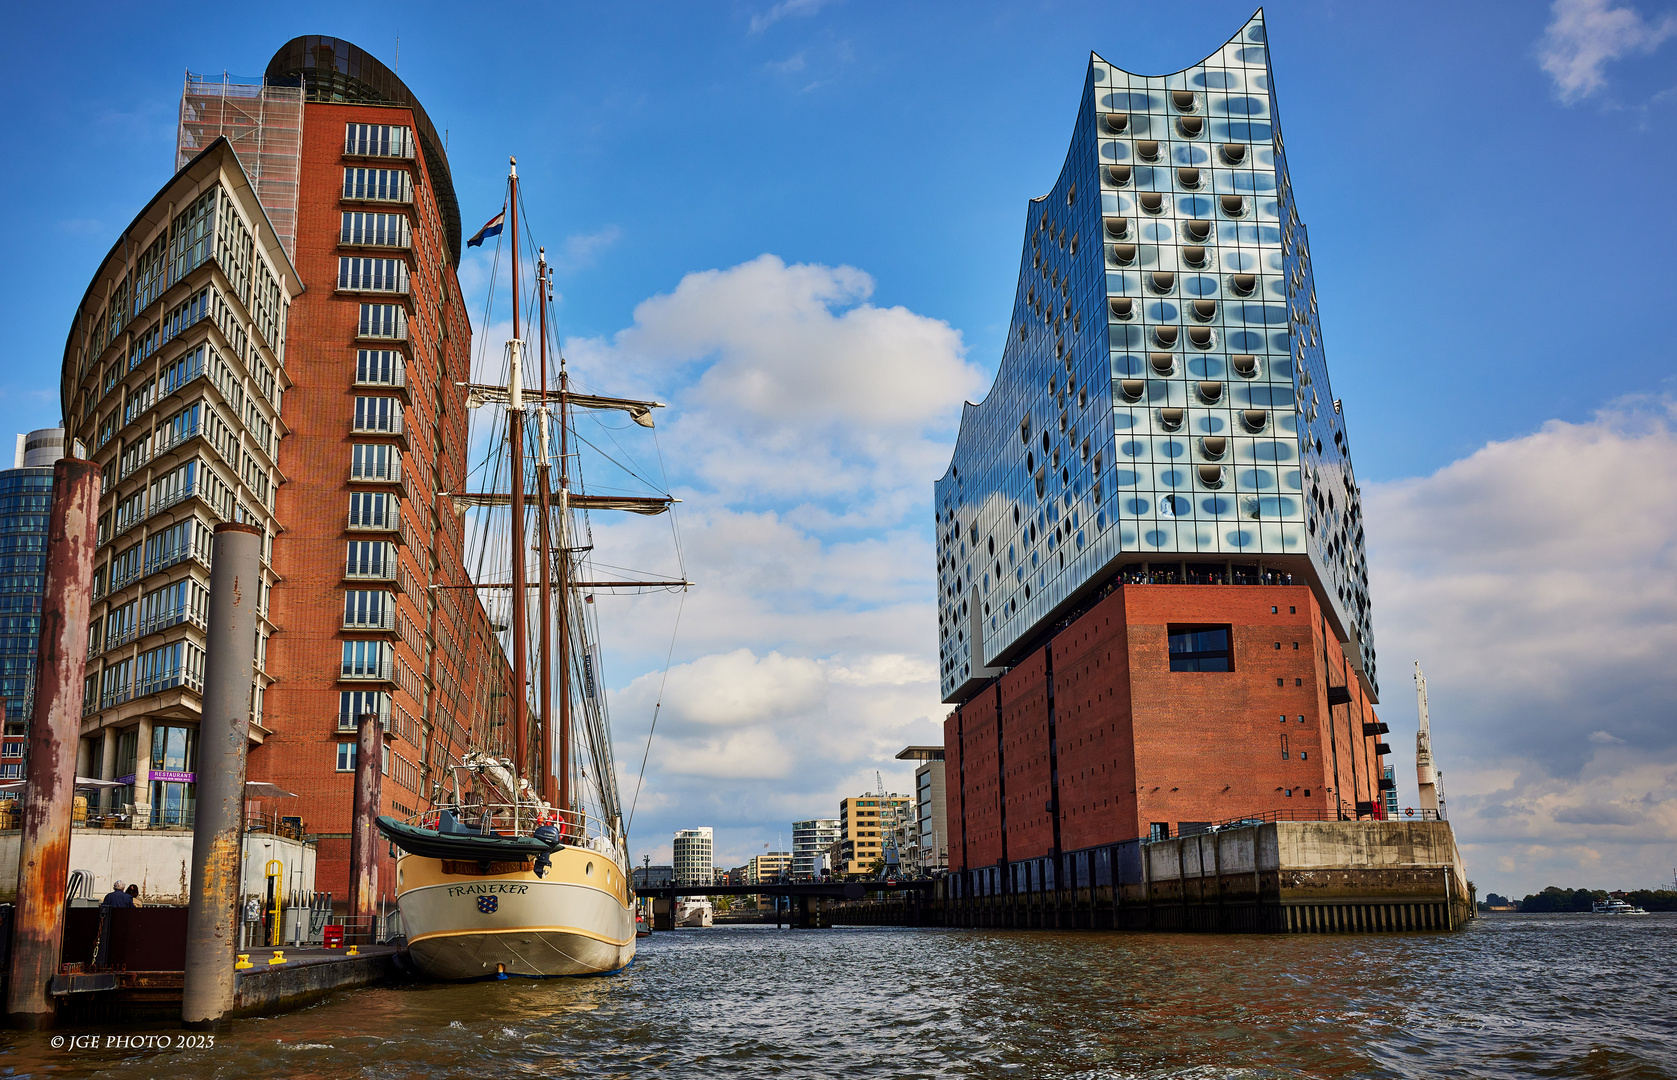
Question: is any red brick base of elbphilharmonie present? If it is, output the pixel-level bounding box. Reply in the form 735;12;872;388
943;581;1387;877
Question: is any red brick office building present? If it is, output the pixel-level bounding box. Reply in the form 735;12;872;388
52;38;517;902
245;38;514;898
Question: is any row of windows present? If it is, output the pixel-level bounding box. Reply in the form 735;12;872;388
85;640;206;710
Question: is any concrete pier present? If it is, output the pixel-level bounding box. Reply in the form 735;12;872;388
834;820;1474;933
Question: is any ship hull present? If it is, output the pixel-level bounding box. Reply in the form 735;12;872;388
396;845;636;980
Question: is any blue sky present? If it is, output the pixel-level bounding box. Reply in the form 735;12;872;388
4;1;1676;895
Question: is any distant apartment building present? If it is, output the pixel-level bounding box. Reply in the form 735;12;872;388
898;746;948;875
791;818;839;878
0;429;65;782
837;793;913;878
1382;764;1398;818
60;38;510;898
746;851;791;885
673;827;714;888
632;864;673;889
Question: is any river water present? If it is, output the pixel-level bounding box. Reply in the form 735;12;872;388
4;913;1674;1079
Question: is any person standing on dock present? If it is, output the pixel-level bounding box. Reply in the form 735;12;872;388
101;880;134;909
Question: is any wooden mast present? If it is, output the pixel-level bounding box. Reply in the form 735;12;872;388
556;304;573;823
506;158;529;785
535;250;557;808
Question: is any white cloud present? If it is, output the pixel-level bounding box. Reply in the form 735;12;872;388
748;0;837;35
553;255;965;866
566;254;985;514
1366;399;1677;894
1538;0;1677;102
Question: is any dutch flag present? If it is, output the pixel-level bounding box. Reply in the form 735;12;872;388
467;210;505;248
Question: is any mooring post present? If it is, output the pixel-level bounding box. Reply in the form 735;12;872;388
349;707;385;944
4;460;98;1029
180;522;262;1030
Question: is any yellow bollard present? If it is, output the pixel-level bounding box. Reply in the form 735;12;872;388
268;950;287;965
346;945;359;957
235;954;253;970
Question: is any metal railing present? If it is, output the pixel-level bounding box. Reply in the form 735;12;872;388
1190;807;1445;834
403;802;617;850
153;419;201;456
350;458;402;483
341;609;396;631
136;606;206;638
144;544;211;578
340;657;394;681
337;711;392;732
150;482;199;516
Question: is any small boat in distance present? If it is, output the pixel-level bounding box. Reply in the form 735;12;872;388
676;898;714;928
1592;896;1650;915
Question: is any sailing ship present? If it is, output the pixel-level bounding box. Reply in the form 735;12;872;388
377;159;686;979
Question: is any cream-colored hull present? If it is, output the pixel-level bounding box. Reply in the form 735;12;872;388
396;844;636;980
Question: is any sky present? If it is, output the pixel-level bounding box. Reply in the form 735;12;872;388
2;0;1675;896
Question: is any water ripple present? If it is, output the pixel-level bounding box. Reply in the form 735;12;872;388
1;915;1673;1078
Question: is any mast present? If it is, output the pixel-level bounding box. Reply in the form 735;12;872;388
506;158;529;784
556;295;573;824
535;250;557;808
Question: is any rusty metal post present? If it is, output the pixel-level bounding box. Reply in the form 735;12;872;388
5;458;98;1028
181;522;262;1030
349;708;384;943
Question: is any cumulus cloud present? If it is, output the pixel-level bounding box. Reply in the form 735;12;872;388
1367;399;1677;893
554;255;971;866
1538;0;1677;102
566;254;986;518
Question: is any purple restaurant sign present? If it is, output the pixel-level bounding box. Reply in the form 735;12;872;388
112;771;195;785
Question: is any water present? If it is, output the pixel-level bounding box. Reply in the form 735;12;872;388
4;914;1674;1078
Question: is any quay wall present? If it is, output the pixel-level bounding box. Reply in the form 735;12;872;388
831;820;1474;933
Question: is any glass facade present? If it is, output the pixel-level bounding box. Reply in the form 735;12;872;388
936;12;1374;703
0;460;52;780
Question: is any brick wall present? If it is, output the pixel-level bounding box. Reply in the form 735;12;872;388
946;582;1389;874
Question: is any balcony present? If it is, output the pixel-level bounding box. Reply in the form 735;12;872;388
144;543;210;579
345;562;397;582
137;606;206;639
105;625;136;651
340;657;395;682
350;457;402;484
336;712;393;733
100;686;133;710
353;367;409;404
153;419;202;457
347;507;400;533
1;739;24;760
342;610;397;633
150;482;200;517
350;413;407;448
110;561;146;592
137;666;202;698
117;445;152;481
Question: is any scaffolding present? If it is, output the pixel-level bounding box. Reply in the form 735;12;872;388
177;72;303;263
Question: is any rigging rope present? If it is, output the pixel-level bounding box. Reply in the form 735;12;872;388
626;588;685;835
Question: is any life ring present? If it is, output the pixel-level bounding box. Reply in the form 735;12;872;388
1405;807;1414;817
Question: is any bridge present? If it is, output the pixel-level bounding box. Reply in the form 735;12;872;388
634;880;934;929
